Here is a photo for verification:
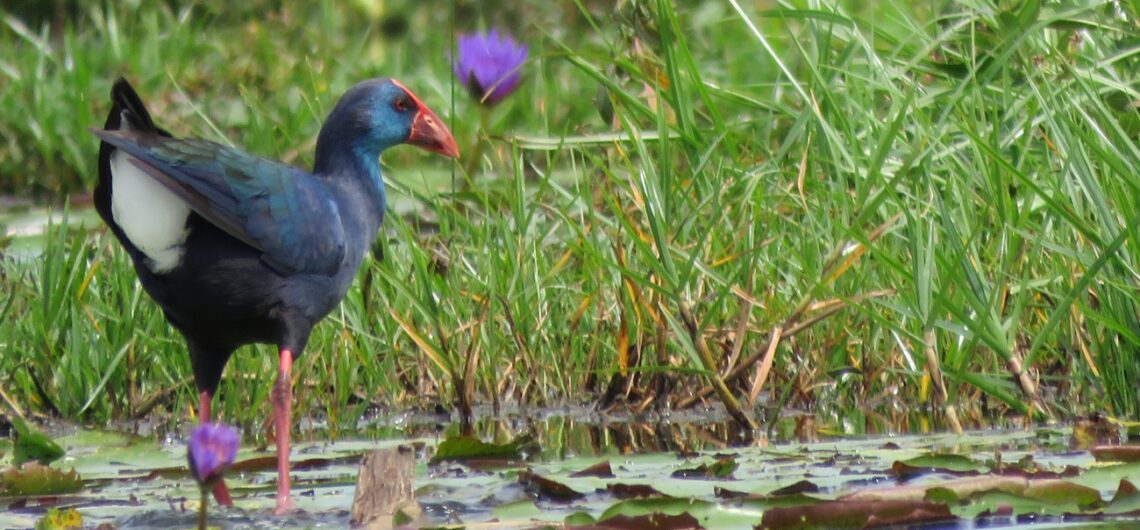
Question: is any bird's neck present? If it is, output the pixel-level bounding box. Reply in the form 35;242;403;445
315;146;387;251
315;138;387;209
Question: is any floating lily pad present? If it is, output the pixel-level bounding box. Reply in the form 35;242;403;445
1104;479;1140;514
572;460;616;478
1092;445;1140;463
519;468;587;502
891;453;983;478
430;434;535;465
0;462;82;496
769;479;819;496
759;499;955;529
608;482;668;499
571;512;702;529
672;456;737;480
1023;479;1103;507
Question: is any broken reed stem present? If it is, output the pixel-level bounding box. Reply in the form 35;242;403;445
0;381;28;422
747;325;783;407
680;304;757;431
923;328;963;434
1008;353;1050;419
723;275;755;374
458;307;484;423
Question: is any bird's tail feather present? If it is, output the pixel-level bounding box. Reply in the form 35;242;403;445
106;78;166;134
94;77;172;236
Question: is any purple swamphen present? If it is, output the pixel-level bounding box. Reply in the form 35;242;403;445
92;78;458;513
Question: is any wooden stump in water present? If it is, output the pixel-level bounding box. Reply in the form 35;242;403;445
350;445;419;529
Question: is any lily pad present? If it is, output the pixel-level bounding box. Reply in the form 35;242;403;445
571;512;703;529
1092;445;1140;463
572;460;616;478
891;453;983;479
672;456;737;480
758;499;955;529
430;434;534;464
0;462;82;496
608;482;669;499
519;468;588;502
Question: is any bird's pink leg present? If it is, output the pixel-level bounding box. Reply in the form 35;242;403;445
199;390;234;507
271;349;295;514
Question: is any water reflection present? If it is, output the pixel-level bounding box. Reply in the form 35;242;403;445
343;402;1037;463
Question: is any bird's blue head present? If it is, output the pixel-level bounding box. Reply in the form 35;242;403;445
314;78;459;175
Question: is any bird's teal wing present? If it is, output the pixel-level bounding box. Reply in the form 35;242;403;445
93;129;346;275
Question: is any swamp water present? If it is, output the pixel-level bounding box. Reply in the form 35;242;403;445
2;409;1139;529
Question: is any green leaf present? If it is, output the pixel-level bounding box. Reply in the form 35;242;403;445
11;416;65;465
0;462;82;496
430;434;536;464
1022;480;1103;508
565;512;597;526
892;453;984;478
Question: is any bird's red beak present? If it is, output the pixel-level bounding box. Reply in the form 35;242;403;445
394;81;459;159
408;104;460;158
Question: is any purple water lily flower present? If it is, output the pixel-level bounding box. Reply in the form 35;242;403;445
187;423;240;487
452;29;528;106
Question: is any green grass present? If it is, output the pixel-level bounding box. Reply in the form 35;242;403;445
1;0;1139;439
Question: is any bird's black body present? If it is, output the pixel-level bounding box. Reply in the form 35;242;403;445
92;77;457;512
95;81;353;394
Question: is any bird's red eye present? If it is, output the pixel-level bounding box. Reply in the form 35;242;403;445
394;97;410;112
